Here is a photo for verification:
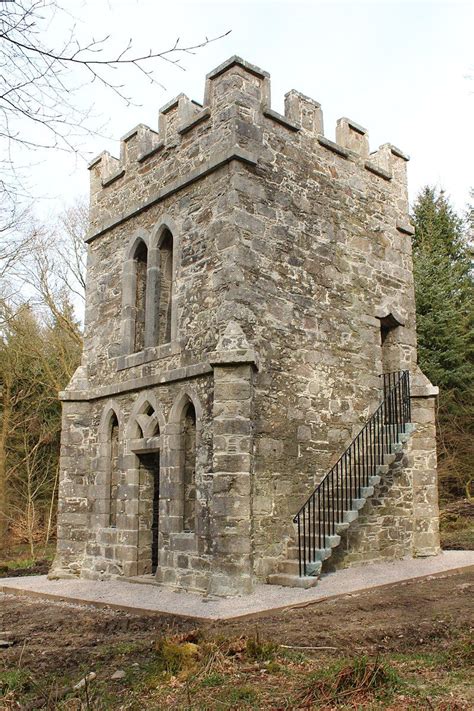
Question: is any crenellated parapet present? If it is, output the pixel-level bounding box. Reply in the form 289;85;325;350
87;55;412;241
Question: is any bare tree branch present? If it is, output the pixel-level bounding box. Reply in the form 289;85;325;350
0;0;230;232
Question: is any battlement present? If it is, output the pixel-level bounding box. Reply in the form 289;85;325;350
87;56;410;239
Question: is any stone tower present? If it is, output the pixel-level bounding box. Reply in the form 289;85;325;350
50;57;440;596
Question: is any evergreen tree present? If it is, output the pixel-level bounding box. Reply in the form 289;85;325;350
411;187;473;500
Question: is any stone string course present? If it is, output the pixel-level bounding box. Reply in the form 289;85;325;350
51;56;440;595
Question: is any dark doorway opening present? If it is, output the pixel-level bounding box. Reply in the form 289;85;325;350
138;452;160;575
376;313;405;427
377;312;403;375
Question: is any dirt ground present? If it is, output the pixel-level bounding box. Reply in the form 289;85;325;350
1;568;473;709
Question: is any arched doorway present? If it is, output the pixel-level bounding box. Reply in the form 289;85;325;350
376;311;404;375
128;399;162;575
137;452;160;573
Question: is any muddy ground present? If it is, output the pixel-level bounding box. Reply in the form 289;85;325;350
1;568;473;709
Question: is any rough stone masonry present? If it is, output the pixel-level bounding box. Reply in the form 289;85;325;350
50;56;440;596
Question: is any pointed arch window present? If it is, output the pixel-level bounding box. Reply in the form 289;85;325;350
109;413;120;528
121;225;177;360
158;229;173;346
182;401;196;532
133;240;148;352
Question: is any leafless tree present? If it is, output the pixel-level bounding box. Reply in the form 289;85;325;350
7;197;87;335
0;0;229;231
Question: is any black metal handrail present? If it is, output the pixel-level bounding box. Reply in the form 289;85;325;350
293;370;411;576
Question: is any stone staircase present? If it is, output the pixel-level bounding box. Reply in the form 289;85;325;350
268;372;413;588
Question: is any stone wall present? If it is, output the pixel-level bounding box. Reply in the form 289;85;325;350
51;56;440;593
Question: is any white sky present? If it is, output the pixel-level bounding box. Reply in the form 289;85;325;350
19;0;474;220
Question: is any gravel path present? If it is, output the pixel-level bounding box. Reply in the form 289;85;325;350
1;550;472;620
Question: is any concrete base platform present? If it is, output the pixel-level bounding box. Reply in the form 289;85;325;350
1;551;473;621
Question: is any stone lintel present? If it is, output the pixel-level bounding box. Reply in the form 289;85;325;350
86;147;258;243
130;436;161;453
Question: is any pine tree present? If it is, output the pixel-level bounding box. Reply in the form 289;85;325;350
411;187;473;500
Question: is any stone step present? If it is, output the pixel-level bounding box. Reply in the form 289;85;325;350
344;509;359;523
286;546;302;560
267;573;320;588
332;478;377;489
277;559;300;575
309;547;332;562
317;489;377;505
324;459;399;490
277;558;322;576
285;544;333;562
381;424;413;432
294;513;357;529
289;511;359;545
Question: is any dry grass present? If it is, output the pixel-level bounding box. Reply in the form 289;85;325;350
440;499;474;550
3;628;471;710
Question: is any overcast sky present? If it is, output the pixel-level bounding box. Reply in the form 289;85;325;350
18;0;474;220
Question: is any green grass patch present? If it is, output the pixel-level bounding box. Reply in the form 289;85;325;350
245;635;278;662
0;669;31;696
0;542;56;578
225;684;257;704
200;672;225;688
103;639;147;656
0;542;56;565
